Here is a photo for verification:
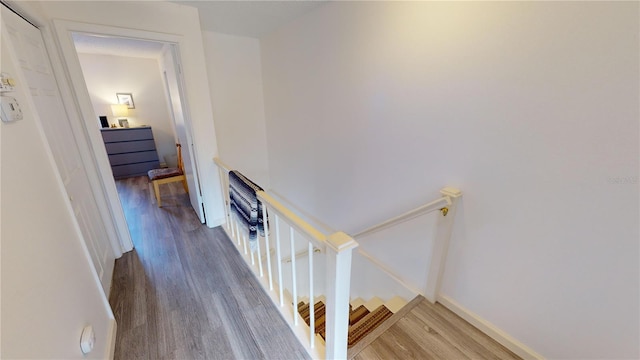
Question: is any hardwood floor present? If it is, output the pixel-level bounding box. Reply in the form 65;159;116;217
351;298;521;360
110;176;310;360
111;176;520;360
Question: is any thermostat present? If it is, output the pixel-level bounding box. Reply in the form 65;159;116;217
1;96;23;122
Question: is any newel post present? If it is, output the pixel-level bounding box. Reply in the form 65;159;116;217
324;232;358;360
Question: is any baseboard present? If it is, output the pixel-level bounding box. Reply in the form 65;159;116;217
206;216;225;228
436;295;544;360
106;318;117;360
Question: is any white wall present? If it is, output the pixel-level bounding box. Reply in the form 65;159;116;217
1;14;114;357
203;31;270;188
260;2;639;358
77;53;177;166
40;0;225;226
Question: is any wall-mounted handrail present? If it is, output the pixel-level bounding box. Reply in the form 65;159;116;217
353;187;461;239
282;247;322;263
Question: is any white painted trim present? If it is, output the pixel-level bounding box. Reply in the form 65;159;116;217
53;20;182;45
50;20;204;252
436;295;545;360
207;216;226;228
105;318;117;360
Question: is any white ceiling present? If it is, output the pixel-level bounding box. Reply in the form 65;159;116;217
72;1;326;58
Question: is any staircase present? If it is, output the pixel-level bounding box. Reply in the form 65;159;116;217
297;296;406;349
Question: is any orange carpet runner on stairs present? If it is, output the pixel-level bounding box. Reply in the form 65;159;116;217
297;301;393;348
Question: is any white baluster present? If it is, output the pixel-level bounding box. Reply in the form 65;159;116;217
290;227;298;326
309;241;314;349
242;232;248;255
233;218;241;247
263;206;273;290
275;215;284;307
229;199;235;238
250;236;255;265
231;217;236;245
218;168;231;235
225;194;237;239
256;228;264;277
229;206;236;238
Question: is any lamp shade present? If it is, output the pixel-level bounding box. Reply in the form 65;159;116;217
111;104;129;117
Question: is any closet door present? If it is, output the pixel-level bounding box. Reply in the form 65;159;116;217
2;5;115;294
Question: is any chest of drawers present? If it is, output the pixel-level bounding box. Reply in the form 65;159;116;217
100;126;160;179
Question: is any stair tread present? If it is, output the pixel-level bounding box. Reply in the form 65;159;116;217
349;305;370;326
297;301;394;348
348;305;393;347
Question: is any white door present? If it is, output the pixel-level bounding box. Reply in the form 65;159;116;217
161;45;205;222
2;6;115;293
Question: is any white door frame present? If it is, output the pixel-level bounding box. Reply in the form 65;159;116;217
51;20;203;253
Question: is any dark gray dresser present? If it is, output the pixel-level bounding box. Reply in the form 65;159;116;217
100;126;160;179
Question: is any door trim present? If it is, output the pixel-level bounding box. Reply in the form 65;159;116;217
51;20;208;251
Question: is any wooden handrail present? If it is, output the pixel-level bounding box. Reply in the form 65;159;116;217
213;157;232;173
257;191;328;249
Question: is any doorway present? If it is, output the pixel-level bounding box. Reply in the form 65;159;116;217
68;32;206;247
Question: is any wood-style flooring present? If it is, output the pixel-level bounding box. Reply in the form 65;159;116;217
110;176;310;360
351;297;521;360
111;176;521;360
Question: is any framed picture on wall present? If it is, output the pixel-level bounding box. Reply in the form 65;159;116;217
116;93;135;109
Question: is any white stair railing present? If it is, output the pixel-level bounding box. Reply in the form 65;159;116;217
352;187;462;303
214;157;358;360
